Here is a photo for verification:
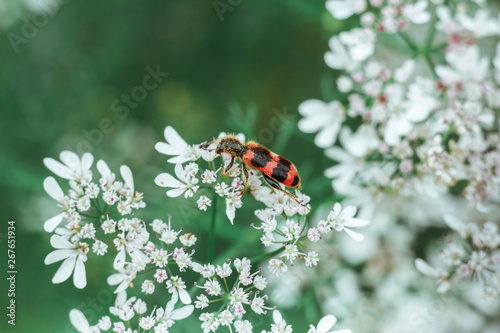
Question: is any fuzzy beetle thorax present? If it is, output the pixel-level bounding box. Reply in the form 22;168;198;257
216;137;247;157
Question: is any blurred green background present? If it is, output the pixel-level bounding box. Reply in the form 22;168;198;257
0;1;344;332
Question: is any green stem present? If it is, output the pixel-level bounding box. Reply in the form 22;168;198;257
423;53;438;80
248;246;285;265
422;9;439;80
207;194;218;262
423;11;437;50
397;31;418;54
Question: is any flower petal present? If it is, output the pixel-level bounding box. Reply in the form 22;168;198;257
324;37;350;70
50;234;73;248
97;160;111;178
73;257;87;289
342;205;357;218
315;123;340;148
226;202;236;225
44;212;65;233
178;288;192;305
343;227;365;242
443;214;465;233
415;258;438;277
166;188;187;198
69;309;90;332
164;126;188;149
298;99;326;118
317;314;337;332
60;151;81;172
343;217;370;228
174;163;187;183
113;249;126;270
325;147;351;163
326;0;356;20
167;155;192;164
43;177;64;202
165;299;175;313
272;310;283;325
120;165;134;192
52;256;76;284
170;305;194;320
45;249;74;265
155;142;184;156
155;173;184;188
80;153;94;171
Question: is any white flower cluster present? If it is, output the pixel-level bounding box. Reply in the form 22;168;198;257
43;151;146;289
191;258;271;332
155;126;370;276
290;1;500;331
43;151;199;332
260;310;351;333
70;293;194;333
43;147;358;332
154;126;313;224
254;202;369;276
300;0;500;212
416;214;500;298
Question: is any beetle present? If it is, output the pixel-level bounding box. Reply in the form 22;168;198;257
200;135;303;205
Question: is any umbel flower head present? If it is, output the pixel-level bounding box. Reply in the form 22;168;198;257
43;152;146;289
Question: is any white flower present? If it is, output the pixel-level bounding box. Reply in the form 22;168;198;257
166;276;191;304
44;151;93;184
268;310;293;333
327;203;370;242
394;59;415;83
107;264;138;293
468;251;489;273
109;291;137;321
384;78;437;146
435;6;458;34
155;126;198;163
92;240;108;255
44;235;88;289
200;312;220;333
414;258;451;293
324;126;378;188
456;9;498;38
402;0;431;25
338;28;376;63
69;309;104;333
305;251;319;267
113;230;150;270
155;163;200;198
234;320;253;333
225;194;242;224
201;169;217;184
197;195;212;211
298;100;345;148
269;258;288;276
337;76;353;92
326;0;367;20
218;309;235;326
324;37;355;71
307;314;352;333
436;45;489;85
195;294;210;309
157;299;194;327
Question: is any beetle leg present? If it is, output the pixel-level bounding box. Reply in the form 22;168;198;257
239;163;250;196
262;173;305;207
223;156;235;175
